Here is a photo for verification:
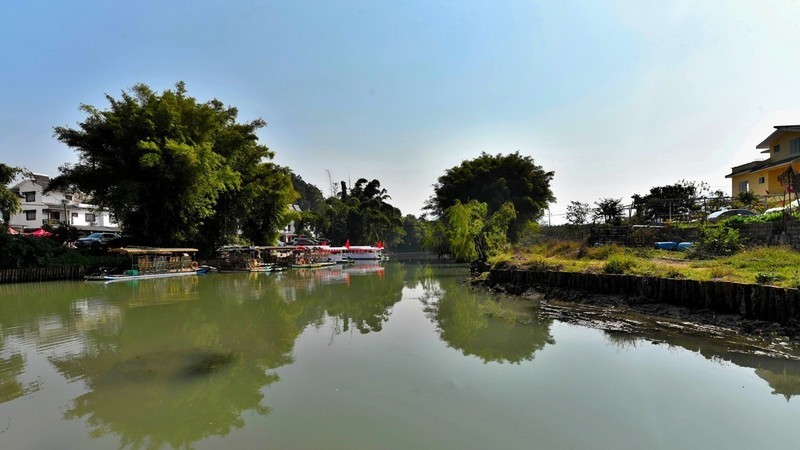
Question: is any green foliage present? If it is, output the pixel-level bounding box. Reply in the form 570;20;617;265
394;215;425;252
582;243;625;260
735;190;759;210
430;151;554;241
445;200;487;262
565;201;590;225
420;218;450;256
631;180;709;222
629;226;657;247
689;226;744;258
483;202;517;256
516;220;541;246
50;82;296;252
313;178;404;246
603;253;637;274
51;221;80;243
0;234;119;269
0;163;28;224
290;173;325;213
524;256;563;272
593;198;624;225
755;271;782;285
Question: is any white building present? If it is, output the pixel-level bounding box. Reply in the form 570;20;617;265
7;174;119;233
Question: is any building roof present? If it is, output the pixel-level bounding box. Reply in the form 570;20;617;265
726;155;800;178
756;125;800;151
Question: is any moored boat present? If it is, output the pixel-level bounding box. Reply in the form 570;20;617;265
85;247;207;282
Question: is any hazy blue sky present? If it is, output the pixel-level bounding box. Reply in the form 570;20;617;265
3;0;800;222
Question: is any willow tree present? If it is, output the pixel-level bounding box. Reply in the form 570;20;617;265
443;200;517;263
50;82;296;250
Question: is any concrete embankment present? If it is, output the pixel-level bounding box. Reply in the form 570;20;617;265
487;269;800;326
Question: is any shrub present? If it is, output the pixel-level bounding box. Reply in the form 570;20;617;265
689;226;744;258
524;256;563;272
755;271;782;285
603;254;636;274
630;226;657;247
584;244;624;260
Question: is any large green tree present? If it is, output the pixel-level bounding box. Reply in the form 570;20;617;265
314;178;403;246
429;152;554;241
50;82;296;250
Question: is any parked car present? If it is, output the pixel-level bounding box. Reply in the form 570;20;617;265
291;238;318;246
74;232;121;249
706;209;757;223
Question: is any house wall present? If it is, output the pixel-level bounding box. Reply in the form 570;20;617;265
8;178;118;231
766;131;800;161
731;129;800;196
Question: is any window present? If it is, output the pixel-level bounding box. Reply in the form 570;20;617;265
48;212;60;221
25;210;36;220
22;191;35;202
738;180;750;193
774;144;781;153
792;137;800;155
65;194;73;201
85;213;96;222
758;176;766;184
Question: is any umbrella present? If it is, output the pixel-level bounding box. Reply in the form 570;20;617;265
7;227;18;235
29;228;53;237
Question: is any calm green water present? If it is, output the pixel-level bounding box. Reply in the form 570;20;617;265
0;263;799;449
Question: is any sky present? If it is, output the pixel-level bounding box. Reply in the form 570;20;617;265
3;0;800;223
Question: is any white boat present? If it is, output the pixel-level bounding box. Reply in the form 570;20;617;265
320;245;383;261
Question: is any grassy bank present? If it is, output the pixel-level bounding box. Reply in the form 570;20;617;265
490;241;800;289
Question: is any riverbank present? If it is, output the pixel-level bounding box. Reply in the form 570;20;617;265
479;241;800;340
480;271;800;341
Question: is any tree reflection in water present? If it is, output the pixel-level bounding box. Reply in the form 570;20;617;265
48;275;303;449
42;264;408;448
415;264;555;364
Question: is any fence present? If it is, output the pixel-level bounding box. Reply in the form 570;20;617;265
0;266;93;284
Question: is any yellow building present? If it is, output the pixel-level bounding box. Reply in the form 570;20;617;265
727;125;800;196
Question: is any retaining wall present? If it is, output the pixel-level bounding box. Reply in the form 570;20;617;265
488;269;800;325
0;266;92;284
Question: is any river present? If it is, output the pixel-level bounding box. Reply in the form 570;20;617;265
0;262;798;449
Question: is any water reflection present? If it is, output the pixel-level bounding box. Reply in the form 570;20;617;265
597;314;800;400
0;264;798;448
47;275;301;448
4;264;406;447
416;265;555;364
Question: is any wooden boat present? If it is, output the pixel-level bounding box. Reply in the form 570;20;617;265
290;261;337;269
85;247;207;282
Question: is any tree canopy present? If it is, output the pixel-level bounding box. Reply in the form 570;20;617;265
50;82;296;250
631;180;709;222
429;152;554;241
0;164;27;226
312;178;404;246
593;198;624;225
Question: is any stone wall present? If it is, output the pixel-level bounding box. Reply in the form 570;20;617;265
488;269;800;325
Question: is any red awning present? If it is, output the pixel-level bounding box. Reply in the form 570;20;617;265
29;228;53;237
